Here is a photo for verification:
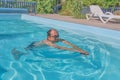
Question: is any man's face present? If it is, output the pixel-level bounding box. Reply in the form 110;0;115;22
48;30;59;42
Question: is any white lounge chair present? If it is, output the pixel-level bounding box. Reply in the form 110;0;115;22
86;5;120;23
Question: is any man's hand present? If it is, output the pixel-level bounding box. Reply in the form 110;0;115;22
77;50;89;55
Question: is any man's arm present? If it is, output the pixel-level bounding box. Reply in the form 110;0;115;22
60;39;89;55
46;40;89;55
46;42;78;51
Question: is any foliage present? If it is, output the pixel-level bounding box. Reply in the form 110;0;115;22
60;0;73;16
29;0;56;14
25;0;56;13
60;0;85;18
83;0;120;8
71;0;84;18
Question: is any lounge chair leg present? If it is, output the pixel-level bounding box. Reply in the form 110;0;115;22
99;16;107;23
86;14;93;20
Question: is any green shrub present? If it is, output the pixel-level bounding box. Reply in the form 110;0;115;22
36;0;56;14
60;0;85;18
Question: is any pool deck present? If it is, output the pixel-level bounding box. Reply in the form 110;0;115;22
32;14;120;31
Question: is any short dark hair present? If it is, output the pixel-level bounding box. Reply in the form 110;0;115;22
47;29;57;36
47;29;52;36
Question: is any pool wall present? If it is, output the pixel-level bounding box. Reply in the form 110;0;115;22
0;14;21;20
0;8;28;13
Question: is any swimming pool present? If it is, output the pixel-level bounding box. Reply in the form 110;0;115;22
0;14;120;80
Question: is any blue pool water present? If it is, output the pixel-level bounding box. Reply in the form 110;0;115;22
0;14;120;80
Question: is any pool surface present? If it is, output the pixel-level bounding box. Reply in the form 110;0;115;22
0;14;120;80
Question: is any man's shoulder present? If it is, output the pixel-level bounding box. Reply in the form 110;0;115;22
42;40;48;43
42;40;51;44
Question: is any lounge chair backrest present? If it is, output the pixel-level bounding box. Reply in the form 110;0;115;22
90;5;104;15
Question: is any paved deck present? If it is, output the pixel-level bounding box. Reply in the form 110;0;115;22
33;14;120;31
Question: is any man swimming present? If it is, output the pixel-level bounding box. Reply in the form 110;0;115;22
26;29;89;55
12;29;89;60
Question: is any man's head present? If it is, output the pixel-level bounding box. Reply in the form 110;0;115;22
47;29;59;42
